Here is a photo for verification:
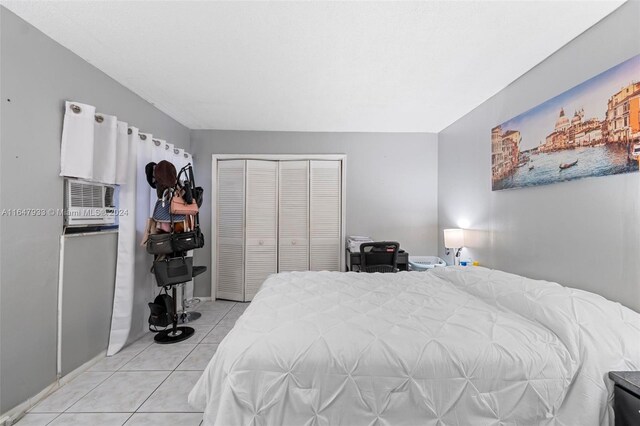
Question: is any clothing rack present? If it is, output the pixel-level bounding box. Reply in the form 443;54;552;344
147;162;206;344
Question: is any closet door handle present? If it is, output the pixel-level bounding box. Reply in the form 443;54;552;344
291;240;297;246
259;240;264;246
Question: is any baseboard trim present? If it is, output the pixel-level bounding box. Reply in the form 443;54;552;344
0;350;107;426
0;382;57;426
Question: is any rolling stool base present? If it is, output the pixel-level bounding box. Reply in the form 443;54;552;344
154;326;194;344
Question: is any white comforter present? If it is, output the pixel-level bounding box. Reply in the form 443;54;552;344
189;267;640;426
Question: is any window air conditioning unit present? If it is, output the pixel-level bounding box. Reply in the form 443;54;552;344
64;179;116;227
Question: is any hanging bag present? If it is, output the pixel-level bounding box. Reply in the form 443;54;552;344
148;290;174;332
172;166;198;215
166;163;203;252
177;164;204;207
171;227;204;252
146;233;174;255
153;189;186;223
153;256;193;286
170;190;199;215
188;165;204;207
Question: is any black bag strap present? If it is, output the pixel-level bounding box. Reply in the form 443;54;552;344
177;163;191;186
184;165;201;229
188;164;195;188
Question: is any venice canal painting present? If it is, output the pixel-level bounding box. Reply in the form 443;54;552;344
492;54;640;191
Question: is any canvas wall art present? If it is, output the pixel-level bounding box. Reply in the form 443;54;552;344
492;54;640;191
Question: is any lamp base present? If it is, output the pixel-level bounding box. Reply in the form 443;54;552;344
445;248;461;266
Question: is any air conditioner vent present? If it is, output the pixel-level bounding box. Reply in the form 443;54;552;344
91;185;102;207
104;186;115;207
64;179;116;227
69;181;106;208
70;182;84;207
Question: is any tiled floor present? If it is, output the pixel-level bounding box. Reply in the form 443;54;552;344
17;300;248;426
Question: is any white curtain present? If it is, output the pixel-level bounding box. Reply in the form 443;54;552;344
60;103;127;186
108;126;137;355
59;100;192;356
60;101;95;179
109;131;195;354
115;121;129;185
92;114;117;184
163;142;175;162
133;132;156;352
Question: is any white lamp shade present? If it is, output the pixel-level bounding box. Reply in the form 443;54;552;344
444;228;465;248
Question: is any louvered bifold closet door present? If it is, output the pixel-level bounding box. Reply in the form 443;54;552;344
309;160;342;271
244;160;278;301
278;161;309;272
217;160;245;301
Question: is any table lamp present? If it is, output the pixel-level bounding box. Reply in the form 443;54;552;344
444;228;465;266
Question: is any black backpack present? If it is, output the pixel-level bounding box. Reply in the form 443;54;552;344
148;291;174;332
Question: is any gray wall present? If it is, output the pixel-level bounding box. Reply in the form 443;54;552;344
438;1;640;312
0;8;190;414
61;232;118;376
191;130;439;297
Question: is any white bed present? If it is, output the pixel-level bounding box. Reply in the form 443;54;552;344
189;267;640;425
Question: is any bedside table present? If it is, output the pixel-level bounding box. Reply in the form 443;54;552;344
609;371;640;426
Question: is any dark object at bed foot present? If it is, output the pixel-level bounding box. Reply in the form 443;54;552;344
610;371;640;426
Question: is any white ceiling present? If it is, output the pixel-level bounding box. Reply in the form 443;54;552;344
1;0;625;132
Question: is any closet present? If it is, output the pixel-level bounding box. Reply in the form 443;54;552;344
214;156;344;302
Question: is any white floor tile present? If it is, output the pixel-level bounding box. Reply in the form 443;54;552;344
133;332;157;346
231;303;249;313
177;344;218;371
15;413;59;426
124;412;202;426
197;300;235;312
137;371;203;413
221;309;244;322
173;323;215;345
48;413;131;426
24;304;249;426
216;317;238;328
120;344;196;371
88;338;153;372
68;371;169;412
195;310;226;325
30;372;112;413
201;325;233;344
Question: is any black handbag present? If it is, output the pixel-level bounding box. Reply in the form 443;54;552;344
146;233;174;255
171;191;205;252
172;228;204;252
178;164;204;208
193;187;204;208
153;256;193;287
192;227;205;249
